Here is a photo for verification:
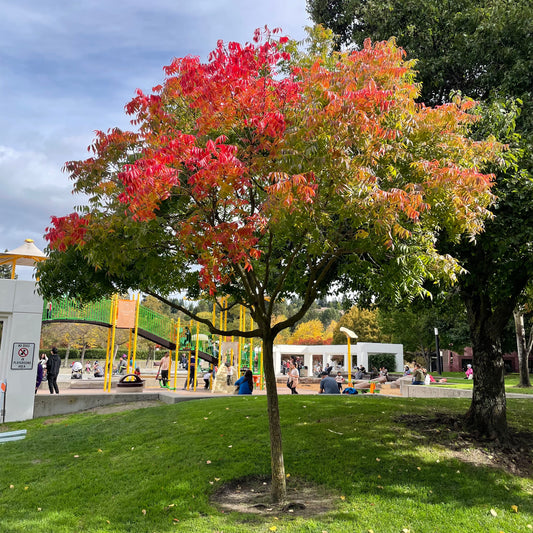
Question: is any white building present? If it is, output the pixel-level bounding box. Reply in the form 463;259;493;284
273;342;403;376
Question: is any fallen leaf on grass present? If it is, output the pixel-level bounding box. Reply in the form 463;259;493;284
142;509;146;515
340;495;345;500
490;509;498;517
9;485;14;489
511;505;518;513
269;527;277;531
37;508;41;512
376;458;380;462
327;429;343;435
98;449;103;453
214;478;220;481
73;455;79;458
206;460;212;464
24;487;28;490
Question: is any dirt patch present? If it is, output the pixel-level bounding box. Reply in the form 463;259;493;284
395;413;533;478
211;476;337;517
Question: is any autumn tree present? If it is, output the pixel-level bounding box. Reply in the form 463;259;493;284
332;306;381;344
38;28;500;502
288;319;327;345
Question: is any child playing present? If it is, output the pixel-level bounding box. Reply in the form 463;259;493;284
335;371;345;392
203;370;212;389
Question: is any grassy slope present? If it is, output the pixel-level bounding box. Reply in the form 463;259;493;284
0;396;532;533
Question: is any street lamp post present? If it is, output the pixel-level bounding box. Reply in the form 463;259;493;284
340;327;358;383
434;327;442;375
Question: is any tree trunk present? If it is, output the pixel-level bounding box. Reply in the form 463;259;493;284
64;344;71;368
464;297;508;442
81;344;87;366
262;335;287;503
513;309;531;388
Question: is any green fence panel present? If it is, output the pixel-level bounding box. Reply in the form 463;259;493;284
137;305;174;342
43;298;178;344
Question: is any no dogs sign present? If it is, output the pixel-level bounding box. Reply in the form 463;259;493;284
11;343;35;370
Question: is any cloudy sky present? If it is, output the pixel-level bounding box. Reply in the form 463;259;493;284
0;1;310;276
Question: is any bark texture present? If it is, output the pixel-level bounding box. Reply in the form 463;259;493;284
464;293;508;442
262;336;287;503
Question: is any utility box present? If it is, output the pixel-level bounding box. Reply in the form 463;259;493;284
0;280;43;422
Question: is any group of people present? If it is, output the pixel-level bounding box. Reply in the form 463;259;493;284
35;347;61;394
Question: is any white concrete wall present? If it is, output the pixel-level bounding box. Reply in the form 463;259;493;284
0;280;43;422
273;342;404;375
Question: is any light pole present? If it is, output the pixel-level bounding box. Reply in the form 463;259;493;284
340;327;358;383
434;327;442;375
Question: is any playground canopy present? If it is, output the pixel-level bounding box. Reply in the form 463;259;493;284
0;239;47;279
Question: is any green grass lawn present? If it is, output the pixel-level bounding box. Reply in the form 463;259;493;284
1;396;532;533
431;373;533;395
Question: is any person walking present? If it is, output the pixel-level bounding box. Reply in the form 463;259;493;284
46;347;61;394
184;353;196;389
288;361;299;394
158;352;171;387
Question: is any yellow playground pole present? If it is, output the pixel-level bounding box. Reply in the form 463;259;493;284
237;305;243;373
108;295;119;392
173;318;180;390
219;298;224;365
186;349;191;390
103;296;116;391
260;340;264;390
249;315;254;377
224;299;228;340
193;322;200;392
127;329;133;374
132;293;141;373
104;327;112;391
191;321;200;392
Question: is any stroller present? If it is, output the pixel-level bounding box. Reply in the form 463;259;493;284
71;361;83;380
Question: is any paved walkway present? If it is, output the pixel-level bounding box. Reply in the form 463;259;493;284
33;367;531;419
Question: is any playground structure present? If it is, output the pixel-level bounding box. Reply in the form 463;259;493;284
42;296;265;393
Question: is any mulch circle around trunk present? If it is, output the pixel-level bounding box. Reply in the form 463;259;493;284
211;475;337;517
395;412;533;477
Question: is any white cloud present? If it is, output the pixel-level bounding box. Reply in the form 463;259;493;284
0;0;310;255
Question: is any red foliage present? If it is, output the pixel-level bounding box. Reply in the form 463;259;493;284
46;30;497;296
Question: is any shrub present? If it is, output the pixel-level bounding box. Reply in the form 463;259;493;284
368;353;397;371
